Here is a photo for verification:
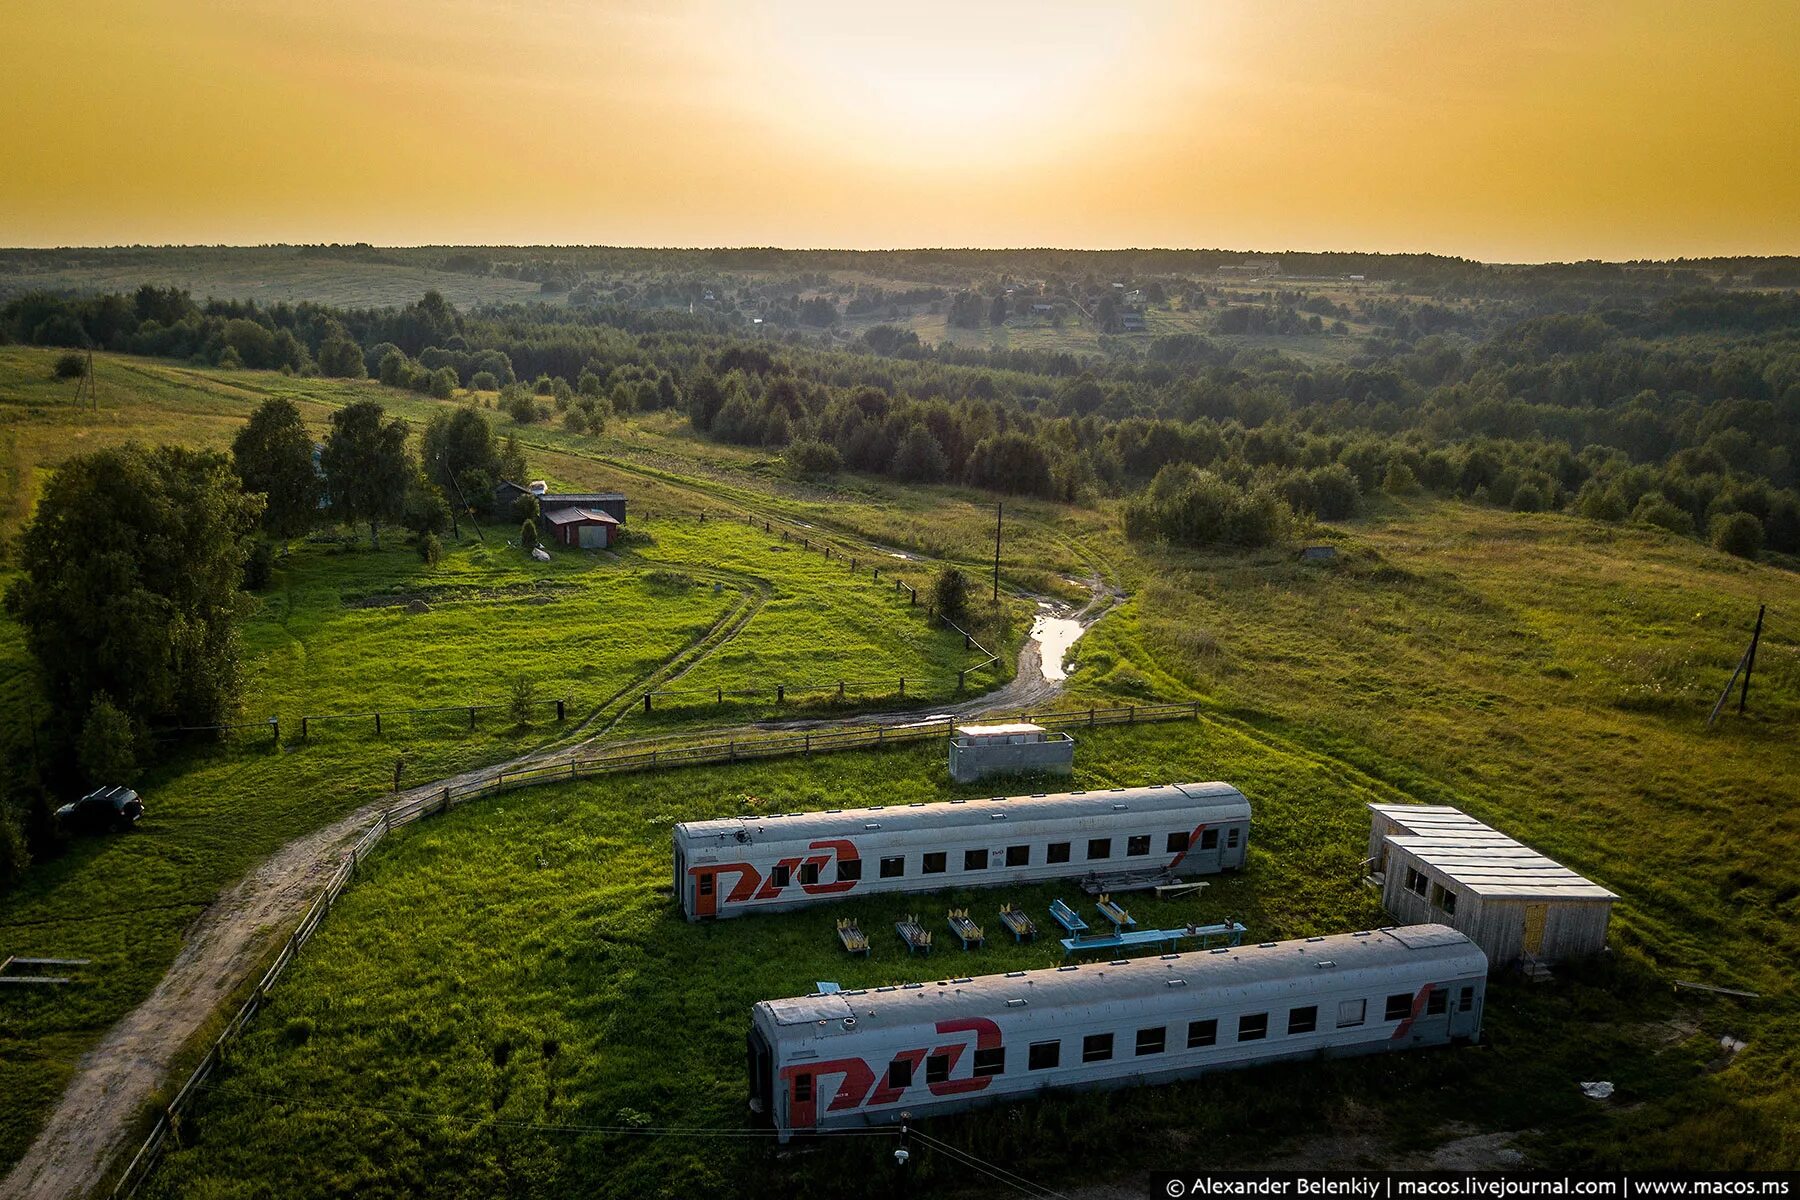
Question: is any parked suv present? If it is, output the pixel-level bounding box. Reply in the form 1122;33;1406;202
55;786;145;833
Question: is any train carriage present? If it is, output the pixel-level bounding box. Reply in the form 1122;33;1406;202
674;782;1250;921
748;924;1486;1140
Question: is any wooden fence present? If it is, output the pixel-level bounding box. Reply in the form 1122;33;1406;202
106;699;1201;1198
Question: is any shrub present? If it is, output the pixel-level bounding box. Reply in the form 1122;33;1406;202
520;518;538;549
505;391;541;424
1381;461;1421;496
510;675;537;720
512;492;540;522
1308;464;1361;520
429;366;458;400
1632;494;1696;536
54;352;87;380
932;566;971;623
470;371;498;392
1710;511;1763;559
78;694;139;787
1511;483;1545;513
782;439;842;478
418;532;444;566
0;807;30;891
1576;481;1628;522
242;540;275;591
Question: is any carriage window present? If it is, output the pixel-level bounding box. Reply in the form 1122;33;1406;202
964;849;987;871
1006;845;1030;867
771;864;791;888
887;1058;912;1090
1238;1013;1268;1041
1166;831;1190;853
1226;828;1240;849
1405;867;1429;898
1028;1041;1060;1070
1426;989;1448;1016
1337;999;1366;1028
1135;1027;1166;1055
1087;838;1112;860
1200;829;1219;850
1431;883;1458;915
1188;1019;1217;1048
1288;1006;1318;1035
1082;1033;1113;1062
923;852;947;874
799;862;820;886
1386;993;1414;1021
1127;835;1151;857
1459;986;1475;1013
880;856;905;878
1047;842;1071;864
973;1047;1005;1077
926;1053;952;1084
793;1073;812;1102
697;874;713;895
836;859;861;882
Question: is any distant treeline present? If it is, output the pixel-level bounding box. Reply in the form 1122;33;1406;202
4;283;1798;557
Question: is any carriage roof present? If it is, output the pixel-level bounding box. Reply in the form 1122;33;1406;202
676;782;1249;848
755;925;1482;1040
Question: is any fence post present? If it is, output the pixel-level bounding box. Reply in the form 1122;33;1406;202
374;712;382;736
270;717;280;746
851;558;857;572
1129;705;1136;724
838;680;845;699
716;686;723;705
556;699;565;721
878;726;884;746
804;733;810;754
899;677;905;698
958;669;965;690
777;684;784;704
729;739;736;761
1089;707;1096;727
1192;701;1200;717
963;633;972;649
873;568;880;582
442;787;451;815
301;716;308;740
643;693;652;713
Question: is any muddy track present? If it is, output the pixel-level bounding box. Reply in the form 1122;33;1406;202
0;500;1112;1200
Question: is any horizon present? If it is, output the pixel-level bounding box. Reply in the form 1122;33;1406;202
6;1;1798;261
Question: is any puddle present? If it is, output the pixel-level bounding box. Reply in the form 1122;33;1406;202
1031;613;1087;682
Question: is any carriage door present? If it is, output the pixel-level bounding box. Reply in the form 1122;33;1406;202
788;1070;817;1132
693;870;718;919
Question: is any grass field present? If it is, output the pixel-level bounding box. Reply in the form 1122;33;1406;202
0;351;996;1170
135;716;1780;1200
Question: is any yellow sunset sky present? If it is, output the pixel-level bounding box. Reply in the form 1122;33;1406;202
4;0;1797;260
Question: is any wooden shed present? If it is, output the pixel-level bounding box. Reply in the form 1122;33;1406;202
1368;804;1616;966
540;506;619;549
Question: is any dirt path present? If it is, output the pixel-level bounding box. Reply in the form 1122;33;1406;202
3;543;1119;1200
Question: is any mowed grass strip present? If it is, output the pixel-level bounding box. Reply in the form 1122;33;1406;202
138;720;1768;1200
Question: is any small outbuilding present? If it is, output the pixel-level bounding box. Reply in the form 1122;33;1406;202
541;506;620;549
1367;804;1616;966
948;722;1074;784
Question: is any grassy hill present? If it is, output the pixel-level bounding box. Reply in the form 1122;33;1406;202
1;348;1796;1186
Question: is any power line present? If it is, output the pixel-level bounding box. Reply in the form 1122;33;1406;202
908;1128;1069;1200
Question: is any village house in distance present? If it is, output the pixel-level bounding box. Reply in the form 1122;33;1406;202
494;479;628;549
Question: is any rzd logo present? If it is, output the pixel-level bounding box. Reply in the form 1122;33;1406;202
779;1018;1002;1123
692;838;860;904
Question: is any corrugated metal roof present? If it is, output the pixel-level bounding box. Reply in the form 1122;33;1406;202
1386;835;1617;901
540;507;620;526
758;925;1481;1034
677;782;1248;848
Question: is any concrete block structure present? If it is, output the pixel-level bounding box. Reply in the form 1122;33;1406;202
948;722;1074;784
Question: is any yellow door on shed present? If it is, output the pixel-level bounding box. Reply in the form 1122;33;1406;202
1523;903;1548;955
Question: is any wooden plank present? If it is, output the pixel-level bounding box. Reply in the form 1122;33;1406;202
1672;979;1762;999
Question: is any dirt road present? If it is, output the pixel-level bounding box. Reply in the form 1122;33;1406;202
1;573;1117;1200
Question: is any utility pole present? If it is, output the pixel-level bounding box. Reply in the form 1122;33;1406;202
992;502;1002;603
1739;604;1765;714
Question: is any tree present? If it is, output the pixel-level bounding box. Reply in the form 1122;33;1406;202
429;366;458;400
1710;511;1763;559
520;518;539;549
1632;494;1696;536
317;332;367;379
77;694;139;786
470;371;498;392
4;444;262;733
932;566;971;622
1382;460;1421;496
319;401;411;548
988;293;1008;326
891;426;949;483
1308;464;1361;520
232;397;322;543
378;349;410;387
783;438;841;478
402;476;452;539
418;532;444;566
512;491;541;523
54;352;87;379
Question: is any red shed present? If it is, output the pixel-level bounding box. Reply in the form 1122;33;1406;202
541;506;620;549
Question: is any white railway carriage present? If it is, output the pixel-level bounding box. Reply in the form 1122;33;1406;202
748;924;1486;1140
674;782;1250;920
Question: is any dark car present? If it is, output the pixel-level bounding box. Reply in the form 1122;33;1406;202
55;785;145;833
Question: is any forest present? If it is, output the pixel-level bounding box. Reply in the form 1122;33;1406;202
4;261;1799;563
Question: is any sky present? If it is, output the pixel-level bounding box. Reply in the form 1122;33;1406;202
4;0;1797;261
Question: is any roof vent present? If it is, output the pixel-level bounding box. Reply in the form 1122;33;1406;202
1166;979;1188;988
902;983;924;990
909;802;924;808
1306;936;1325;943
843;1017;857;1028
826;808;841;814
1210;947;1230;955
1258;942;1277;949
1005;971;1026;978
1006;998;1027;1008
990;813;1007;821
950;798;967;805
875;986;896;993
1315;961;1337;969
1110;959;1129;966
1112;803;1127;811
1057;965;1079;972
1352;931;1372;938
954;977;972;984
1160;953;1180;961
865;823;881;830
